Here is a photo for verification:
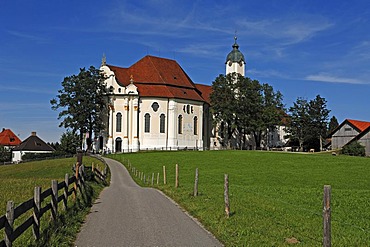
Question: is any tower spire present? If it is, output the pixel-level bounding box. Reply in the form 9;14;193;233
101;53;107;66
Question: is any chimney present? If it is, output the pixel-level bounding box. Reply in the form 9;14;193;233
31;131;37;136
2;128;4;132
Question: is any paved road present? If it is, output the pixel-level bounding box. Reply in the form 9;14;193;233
74;157;223;247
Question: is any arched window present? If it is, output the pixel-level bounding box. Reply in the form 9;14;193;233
178;115;183;134
194;116;198;135
115;137;122;153
116;113;122;132
144;113;151;133
160;114;166;133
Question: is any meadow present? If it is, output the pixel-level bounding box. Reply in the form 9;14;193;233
0;156;106;246
108;150;370;246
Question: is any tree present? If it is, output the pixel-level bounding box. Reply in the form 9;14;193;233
58;131;80;155
210;73;284;149
51;66;108;150
287;97;309;151
341;141;365;156
0;146;11;163
328;116;339;134
287;95;330;151
210;73;238;147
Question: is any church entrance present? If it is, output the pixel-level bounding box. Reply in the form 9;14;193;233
115;137;122;153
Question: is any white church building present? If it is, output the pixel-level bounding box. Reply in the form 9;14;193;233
97;38;287;153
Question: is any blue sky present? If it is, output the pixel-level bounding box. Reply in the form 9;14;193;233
1;0;370;143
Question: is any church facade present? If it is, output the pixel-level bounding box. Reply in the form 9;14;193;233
97;38;287;153
98;55;212;153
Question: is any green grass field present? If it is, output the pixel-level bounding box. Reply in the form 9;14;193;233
0;156;106;246
108;151;370;246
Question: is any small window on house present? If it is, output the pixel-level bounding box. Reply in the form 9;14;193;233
345;128;352;131
160;114;166;133
178;115;183;134
194;116;198;135
116;113;122;132
144;113;151;133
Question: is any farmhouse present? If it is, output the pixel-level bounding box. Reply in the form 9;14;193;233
331;119;370;155
0;128;21;150
97;38;287;153
12;132;55;163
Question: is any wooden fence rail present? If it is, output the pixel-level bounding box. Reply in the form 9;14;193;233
0;162;107;247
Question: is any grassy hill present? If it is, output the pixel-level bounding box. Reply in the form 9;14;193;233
108;150;370;246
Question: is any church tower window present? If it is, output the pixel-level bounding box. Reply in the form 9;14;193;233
144;113;151;133
160;114;166;133
116;113;122;132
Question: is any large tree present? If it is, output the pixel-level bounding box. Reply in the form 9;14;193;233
210;73;238;147
51;66;108;149
287;95;330;151
211;73;284;149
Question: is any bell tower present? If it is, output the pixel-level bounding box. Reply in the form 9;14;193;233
225;36;246;76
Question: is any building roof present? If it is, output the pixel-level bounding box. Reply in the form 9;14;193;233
194;84;212;104
346;119;370;132
0;128;21;146
13;132;55;152
107;55;208;102
226;37;245;64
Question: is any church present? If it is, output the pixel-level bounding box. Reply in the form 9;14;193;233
97;38;287;153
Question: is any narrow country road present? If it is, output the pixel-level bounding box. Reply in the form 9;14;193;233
74;157;223;247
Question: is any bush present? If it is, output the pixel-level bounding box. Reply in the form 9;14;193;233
341;141;365;156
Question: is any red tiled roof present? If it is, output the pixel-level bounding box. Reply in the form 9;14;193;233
107;55;208;102
194;84;212;104
0;129;21;146
346;119;370;132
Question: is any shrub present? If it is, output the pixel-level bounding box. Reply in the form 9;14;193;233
341;141;365;156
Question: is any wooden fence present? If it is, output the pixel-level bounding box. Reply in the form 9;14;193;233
0;159;108;247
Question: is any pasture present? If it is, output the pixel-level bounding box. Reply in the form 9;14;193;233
109;151;370;246
0;156;106;246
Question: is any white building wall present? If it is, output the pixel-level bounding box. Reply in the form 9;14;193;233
226;62;245;76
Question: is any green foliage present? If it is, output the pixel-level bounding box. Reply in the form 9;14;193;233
109;151;370;246
0;145;11;163
287;95;330;151
57;131;80;155
51;66;108;149
341;141;365;156
210;73;284;149
328;116;339;135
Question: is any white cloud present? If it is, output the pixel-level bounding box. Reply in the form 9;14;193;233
305;73;366;84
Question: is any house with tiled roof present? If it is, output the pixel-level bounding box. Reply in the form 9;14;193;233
331;119;370;155
0;128;21;149
12;132;55;163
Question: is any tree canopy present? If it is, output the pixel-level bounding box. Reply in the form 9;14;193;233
210;73;284;149
287;95;330;151
51;66;108;149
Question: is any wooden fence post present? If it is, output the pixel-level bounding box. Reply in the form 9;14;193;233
323;185;331;247
51;180;58;222
175;164;179;188
74;162;80;200
194;168;199;196
224;174;230;218
157;173;159;185
151;173;154;186
163;166;166;185
63;173;69;210
5;201;14;247
33;187;41;240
